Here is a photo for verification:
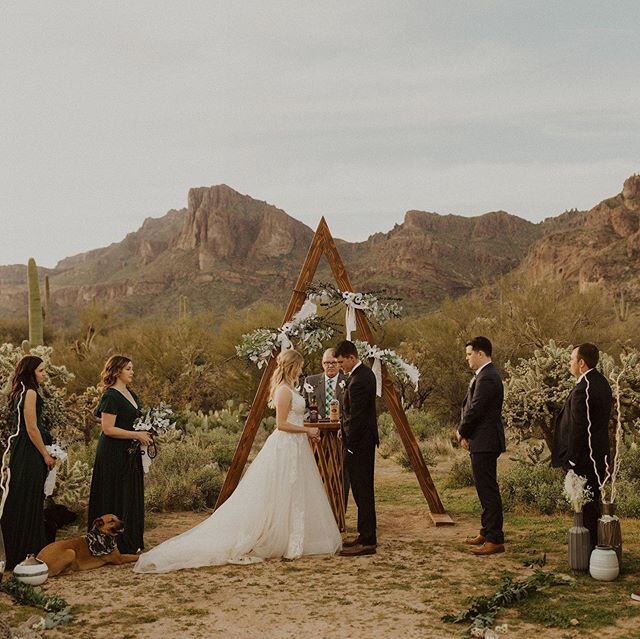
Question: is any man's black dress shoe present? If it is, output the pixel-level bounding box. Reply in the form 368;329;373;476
339;544;377;557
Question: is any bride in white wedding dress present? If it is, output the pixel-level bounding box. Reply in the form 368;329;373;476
134;349;342;573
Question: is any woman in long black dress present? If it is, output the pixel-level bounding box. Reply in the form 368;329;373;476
0;356;57;569
87;355;151;554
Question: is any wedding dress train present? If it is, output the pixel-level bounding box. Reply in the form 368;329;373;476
134;387;342;573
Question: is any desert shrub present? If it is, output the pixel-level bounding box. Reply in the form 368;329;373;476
447;455;475;488
616;481;640;518
615;444;640;517
378;426;403;460
397;441;434;470
502;463;565;514
145;440;223;511
617;443;640;484
404;408;448;440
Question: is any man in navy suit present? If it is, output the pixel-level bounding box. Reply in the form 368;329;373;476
335;340;379;556
552;343;612;547
457;336;506;556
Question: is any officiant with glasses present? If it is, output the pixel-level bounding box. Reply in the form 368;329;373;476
304;348;347;419
304;348;350;500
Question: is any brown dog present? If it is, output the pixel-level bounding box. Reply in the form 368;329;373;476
37;514;139;577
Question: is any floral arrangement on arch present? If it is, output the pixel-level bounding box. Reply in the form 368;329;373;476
235;286;419;393
236;300;337;369
354;341;420;395
306;282;402;339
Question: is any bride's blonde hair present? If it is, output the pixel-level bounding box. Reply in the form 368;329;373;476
269;349;304;406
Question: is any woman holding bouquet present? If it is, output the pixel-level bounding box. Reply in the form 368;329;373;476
0;356;56;569
88;355;152;554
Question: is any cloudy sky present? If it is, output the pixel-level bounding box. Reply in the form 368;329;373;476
1;1;638;267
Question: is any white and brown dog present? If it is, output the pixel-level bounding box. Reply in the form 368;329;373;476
37;514;139;577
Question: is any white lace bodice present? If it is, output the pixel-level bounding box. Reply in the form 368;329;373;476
281;385;305;427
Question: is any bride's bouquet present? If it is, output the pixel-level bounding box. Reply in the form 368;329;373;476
130;403;176;474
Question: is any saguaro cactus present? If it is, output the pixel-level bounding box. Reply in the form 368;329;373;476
44;274;51;321
27;257;44;345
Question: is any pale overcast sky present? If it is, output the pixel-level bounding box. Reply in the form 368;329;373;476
1;1;638;267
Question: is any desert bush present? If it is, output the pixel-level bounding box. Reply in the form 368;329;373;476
447;455;475;488
397;441;434;470
615;444;640;517
145;439;223;511
502;463;565;515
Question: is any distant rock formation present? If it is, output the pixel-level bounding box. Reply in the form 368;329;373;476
1;176;638;322
520;174;640;298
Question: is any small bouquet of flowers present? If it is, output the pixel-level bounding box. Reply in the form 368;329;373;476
130;403;176;473
563;469;593;512
44;443;68;496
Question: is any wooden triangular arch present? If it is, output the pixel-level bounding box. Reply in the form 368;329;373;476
216;218;454;526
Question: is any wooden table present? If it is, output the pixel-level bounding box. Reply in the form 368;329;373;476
306;420;345;532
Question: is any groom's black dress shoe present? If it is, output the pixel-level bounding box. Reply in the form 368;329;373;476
339;544;376;557
342;536;362;547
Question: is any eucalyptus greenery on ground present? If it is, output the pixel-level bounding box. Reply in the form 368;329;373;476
442;570;573;636
0;576;68;612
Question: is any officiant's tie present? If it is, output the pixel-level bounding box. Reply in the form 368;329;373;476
326;378;334;404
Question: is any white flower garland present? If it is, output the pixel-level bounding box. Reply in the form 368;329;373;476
235;287;418;394
307;283;402;340
355;341;420;397
236;300;336;369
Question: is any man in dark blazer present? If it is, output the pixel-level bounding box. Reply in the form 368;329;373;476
335;340;379;556
457;336;506;556
552;343;612;547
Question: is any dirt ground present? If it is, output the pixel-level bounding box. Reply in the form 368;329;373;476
2;457;640;639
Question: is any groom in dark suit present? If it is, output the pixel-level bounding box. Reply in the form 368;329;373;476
335;340;378;556
552;343;612;546
457;336;506;556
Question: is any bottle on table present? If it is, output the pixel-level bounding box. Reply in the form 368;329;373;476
308;395;318;423
329;398;340;422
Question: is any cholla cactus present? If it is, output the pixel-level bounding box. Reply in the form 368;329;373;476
503;341;575;449
52;460;92;511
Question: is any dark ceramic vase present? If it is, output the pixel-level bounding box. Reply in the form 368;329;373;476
568;511;591;572
598;502;622;567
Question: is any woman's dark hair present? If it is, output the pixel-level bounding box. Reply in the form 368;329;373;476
9;355;43;406
99;355;132;389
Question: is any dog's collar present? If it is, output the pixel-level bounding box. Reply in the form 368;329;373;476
85;527;118;556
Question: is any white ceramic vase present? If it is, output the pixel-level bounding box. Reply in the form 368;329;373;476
13;554;48;586
589;545;619;581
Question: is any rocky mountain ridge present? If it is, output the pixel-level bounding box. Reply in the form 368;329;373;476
1;175;638;322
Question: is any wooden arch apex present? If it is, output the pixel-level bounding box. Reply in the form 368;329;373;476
215;217;454;526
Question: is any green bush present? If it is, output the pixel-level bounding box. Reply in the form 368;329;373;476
145;440;223;511
447;455;475;488
617;444;640;483
502;463;565;514
615;445;640;516
396;441;434;470
616;480;640;518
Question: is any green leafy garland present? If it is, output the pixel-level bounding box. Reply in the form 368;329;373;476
442;570;573;636
306;282;402;328
0;575;70;613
